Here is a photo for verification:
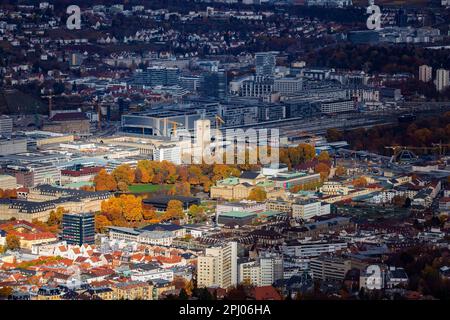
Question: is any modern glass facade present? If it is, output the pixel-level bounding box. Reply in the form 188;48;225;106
62;212;95;245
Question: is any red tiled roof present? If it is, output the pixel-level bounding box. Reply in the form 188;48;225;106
252;286;282;300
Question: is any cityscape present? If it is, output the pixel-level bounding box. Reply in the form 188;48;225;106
0;0;449;305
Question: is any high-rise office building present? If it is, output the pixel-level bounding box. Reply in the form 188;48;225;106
419;65;432;82
435;69;450;92
199;69;227;99
255;52;277;77
133;66;180;87
0;115;13;138
62;212;95;245
197;241;238;288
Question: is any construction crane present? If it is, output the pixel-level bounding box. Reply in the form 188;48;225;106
164;119;183;136
215;115;225;128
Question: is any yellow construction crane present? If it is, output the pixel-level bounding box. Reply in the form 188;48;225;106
215;115;225;128
164;119;183;136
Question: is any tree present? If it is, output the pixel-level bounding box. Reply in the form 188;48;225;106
47;207;66;226
95;215;112;233
6;234;20;250
112;164;135;186
101;194;144;222
188;204;205;222
335;166;347;177
317;151;330;162
94;169;117;191
0;287;13;298
168;181;191;196
143;205;158;221
117;181;129;192
352;177;368;188
327;128;343;142
315;162;331;180
164;200;184;221
248;187;267;202
121;195;144;222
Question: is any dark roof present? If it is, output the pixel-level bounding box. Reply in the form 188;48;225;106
50;112;88;121
240;171;260;180
143;195;199;206
138;223;184;232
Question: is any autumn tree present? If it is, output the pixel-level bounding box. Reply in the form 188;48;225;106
352;177;368;188
188;204;205;222
112;164;135;186
6;234;20;250
326;128;343;142
143;205;158;221
168;181;191;196
164;200;184;221
101;194;144;222
315;162;331;180
335;166;347;177
317;151;331;162
0;286;13;298
94;169;117;191
47;207;67;227
117;181;129;192
95;215;112;233
248;187;267;202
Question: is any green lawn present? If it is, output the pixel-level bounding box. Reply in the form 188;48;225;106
128;184;170;193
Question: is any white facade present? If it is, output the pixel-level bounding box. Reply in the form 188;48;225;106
419;65;432;82
239;252;283;286
435;69;450;92
197;241;238;288
130;269;174;282
153;145;181;165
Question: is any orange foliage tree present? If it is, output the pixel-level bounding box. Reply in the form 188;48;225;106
94;169;117;191
248;187;267;202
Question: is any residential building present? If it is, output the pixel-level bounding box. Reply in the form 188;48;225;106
111;281;153;300
435;68;450;92
197;241;238;288
419;65;432;82
309;255;352;281
239;252;283;286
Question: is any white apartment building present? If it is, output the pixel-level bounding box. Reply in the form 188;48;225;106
197;241;238;288
435;68;450;92
419;65;432;82
239;252;283;287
